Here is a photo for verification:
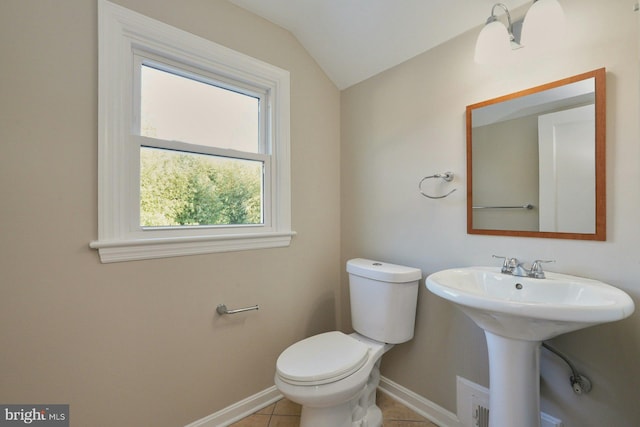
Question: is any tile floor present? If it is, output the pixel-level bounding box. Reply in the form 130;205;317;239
229;392;439;427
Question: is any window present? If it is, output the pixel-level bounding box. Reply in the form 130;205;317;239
92;0;292;263
137;61;266;228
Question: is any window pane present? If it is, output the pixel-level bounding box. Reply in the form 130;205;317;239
140;65;260;153
140;147;263;227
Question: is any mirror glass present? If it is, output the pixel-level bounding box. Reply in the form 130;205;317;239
466;68;606;240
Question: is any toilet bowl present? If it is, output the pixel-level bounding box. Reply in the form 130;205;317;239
274;258;421;427
275;331;391;426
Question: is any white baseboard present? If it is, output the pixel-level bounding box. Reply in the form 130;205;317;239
184;386;283;427
186;377;460;427
379;376;462;427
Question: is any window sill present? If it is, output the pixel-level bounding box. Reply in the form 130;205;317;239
90;231;296;263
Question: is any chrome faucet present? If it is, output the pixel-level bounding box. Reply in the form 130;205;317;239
492;255;555;279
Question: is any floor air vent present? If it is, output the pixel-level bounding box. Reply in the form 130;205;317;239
472;396;490;427
457;377;564;427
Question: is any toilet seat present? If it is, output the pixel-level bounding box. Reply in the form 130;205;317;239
276;331;370;386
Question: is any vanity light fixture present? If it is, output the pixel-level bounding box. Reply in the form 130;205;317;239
474;0;565;64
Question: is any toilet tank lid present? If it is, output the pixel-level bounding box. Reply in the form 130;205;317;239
346;258;422;282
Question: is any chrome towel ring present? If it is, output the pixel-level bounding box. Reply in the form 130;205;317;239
418;172;457;199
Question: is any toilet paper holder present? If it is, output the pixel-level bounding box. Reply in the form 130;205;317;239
216;303;259;315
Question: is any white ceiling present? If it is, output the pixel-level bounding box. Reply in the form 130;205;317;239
228;0;531;89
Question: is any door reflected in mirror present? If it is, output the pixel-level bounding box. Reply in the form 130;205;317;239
466;68;606;240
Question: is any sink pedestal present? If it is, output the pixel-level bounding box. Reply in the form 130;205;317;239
485;332;541;427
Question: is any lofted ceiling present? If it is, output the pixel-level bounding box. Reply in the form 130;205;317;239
228;0;531;89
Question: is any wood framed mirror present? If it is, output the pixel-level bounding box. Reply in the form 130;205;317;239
466;68;606;240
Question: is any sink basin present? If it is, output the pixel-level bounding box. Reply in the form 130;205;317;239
426;266;634;427
426;266;634;340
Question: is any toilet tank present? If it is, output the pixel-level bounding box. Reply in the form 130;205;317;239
347;258;422;344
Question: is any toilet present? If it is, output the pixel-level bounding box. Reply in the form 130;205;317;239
274;258;422;427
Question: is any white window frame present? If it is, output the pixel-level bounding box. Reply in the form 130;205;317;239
91;0;292;263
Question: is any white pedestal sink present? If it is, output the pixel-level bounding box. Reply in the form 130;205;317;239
426;267;634;427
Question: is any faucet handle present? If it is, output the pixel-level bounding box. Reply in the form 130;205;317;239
530;259;555;278
493;255;514;273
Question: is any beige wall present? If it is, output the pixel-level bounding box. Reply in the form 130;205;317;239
342;0;640;425
0;1;340;426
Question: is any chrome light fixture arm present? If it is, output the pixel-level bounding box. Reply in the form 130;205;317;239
489;3;516;43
